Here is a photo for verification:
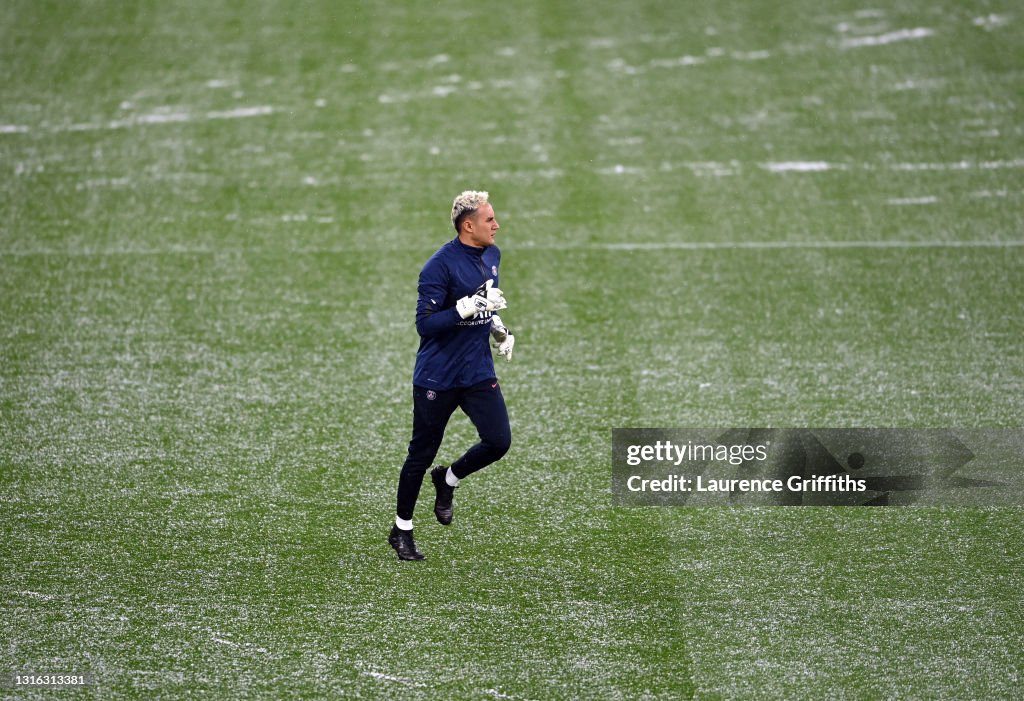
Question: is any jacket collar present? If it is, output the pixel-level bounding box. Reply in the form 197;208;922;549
453;236;486;256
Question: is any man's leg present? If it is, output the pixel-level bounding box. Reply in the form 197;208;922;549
450;378;512;480
428;379;510;527
395;386;459;523
391;387;459;559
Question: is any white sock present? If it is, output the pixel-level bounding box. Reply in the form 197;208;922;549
394;516;413;531
445;467;460;487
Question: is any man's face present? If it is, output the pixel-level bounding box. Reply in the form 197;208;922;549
462;202;500;248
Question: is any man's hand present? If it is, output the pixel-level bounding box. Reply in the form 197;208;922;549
455;279;507;319
491;314;515;361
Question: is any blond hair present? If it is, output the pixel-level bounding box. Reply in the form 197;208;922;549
451;190;490;232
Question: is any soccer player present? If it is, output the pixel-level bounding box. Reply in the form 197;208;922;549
388;191;516;561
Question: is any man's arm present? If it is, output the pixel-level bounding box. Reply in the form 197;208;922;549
414;256;507;337
415;275;462;338
490;314;515;361
417;279;506;337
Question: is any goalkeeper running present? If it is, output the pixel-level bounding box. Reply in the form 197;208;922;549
388;190;516;561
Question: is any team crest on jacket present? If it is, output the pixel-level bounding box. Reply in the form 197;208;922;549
491;265;498;276
426;390;436;401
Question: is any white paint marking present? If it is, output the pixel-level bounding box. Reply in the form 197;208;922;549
211;632;268;654
362;670;426;687
600;240;1024;251
599;164;644;175
77;177;132;190
887;196;938;205
206;106;274;120
684;161;741;177
488;168;564;181
6;239;1022;257
686;158;1023;176
484;689;534;700
732;50;772;60
973;14;1009;31
133;112;191;125
650;55;706;68
0;125;30;134
890;159;1024;171
840;27;934;48
38;106;276;134
892;78;945;91
761;161;834;173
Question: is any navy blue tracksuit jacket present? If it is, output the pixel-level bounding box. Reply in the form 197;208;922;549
412;237;501;390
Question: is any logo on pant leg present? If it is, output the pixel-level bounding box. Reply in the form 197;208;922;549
426;390;437;401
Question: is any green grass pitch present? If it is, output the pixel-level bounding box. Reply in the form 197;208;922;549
2;0;1023;698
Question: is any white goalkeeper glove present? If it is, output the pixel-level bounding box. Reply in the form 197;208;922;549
490;314;515;362
455;279;507;319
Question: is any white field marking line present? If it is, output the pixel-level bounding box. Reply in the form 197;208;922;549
761;161;835;173
609;23;939;73
607;47;770;75
839;27;935;48
206;106;274;120
105;106;274;129
361;670;426;687
891;78;946;91
770;159;1024;172
484;688;539;701
886;196;938;205
4;239;1024;257
597;159;1024;177
889;158;1024;171
17;590;57;601
0;246;217;257
973;14;1009;30
599;240;1024;251
379;74;546;104
1;107;275;135
210;632;269;654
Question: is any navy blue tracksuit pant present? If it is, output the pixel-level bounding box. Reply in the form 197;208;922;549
395;378;511;521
